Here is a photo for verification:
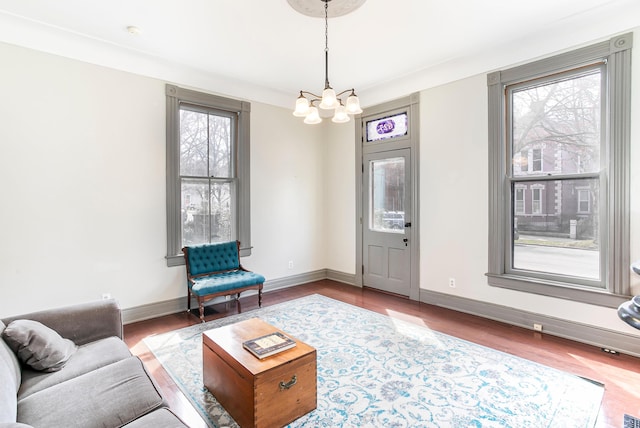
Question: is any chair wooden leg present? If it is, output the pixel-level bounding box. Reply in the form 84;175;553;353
198;297;205;323
258;288;263;307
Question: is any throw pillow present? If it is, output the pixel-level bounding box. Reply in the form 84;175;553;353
1;320;77;372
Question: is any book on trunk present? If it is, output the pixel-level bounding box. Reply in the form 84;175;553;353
242;331;296;359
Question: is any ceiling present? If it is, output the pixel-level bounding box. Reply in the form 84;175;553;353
0;0;638;109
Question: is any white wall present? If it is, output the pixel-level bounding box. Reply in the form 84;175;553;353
248;102;328;278
0;42;327;317
417;27;640;338
324;122;356;274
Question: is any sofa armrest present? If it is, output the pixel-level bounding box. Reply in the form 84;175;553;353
1;299;122;346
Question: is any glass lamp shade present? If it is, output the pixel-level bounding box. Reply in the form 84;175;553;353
332;104;350;123
293;96;311;117
345;93;363;114
303;106;322;124
319;88;338;110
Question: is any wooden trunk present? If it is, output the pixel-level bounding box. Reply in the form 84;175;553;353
202;318;317;428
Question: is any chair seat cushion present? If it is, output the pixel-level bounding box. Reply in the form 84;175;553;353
190;270;265;296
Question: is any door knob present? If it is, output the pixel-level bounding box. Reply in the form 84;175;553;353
403;238;408;246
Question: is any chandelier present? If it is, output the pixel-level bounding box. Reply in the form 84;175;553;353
292;0;363;124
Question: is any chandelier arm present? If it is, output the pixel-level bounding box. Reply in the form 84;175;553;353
298;90;323;100
335;88;356;98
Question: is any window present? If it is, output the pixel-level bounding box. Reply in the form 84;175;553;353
577;189;590;214
366;112;409;142
531;187;542;215
514;187;525;214
487;33;632;307
532;148;542;172
165;85;251;266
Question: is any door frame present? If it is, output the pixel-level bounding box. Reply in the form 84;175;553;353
355;93;420;301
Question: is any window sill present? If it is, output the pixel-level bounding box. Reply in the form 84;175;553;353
486;273;628;308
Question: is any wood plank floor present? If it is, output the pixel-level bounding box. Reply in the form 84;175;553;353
124;280;640;428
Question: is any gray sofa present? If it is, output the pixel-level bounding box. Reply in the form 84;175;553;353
0;299;189;428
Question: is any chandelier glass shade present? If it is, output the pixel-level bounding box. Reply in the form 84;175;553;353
293;0;363;124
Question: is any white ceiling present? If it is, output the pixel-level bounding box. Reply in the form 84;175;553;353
0;0;638;109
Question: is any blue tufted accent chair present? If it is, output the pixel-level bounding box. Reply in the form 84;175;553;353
182;241;265;322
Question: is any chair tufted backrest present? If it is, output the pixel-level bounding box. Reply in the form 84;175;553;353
184;241;240;276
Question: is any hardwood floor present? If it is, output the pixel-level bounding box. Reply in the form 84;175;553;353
124;280;640;428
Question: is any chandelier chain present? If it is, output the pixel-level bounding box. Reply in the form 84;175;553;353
325;0;329;54
324;0;330;89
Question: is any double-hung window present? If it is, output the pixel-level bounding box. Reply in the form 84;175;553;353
165;85;251;266
487;33;632;306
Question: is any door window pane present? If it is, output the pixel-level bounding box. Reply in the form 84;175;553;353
370;157;405;233
366;112;408;142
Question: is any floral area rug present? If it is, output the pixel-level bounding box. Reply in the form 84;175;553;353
143;294;604;428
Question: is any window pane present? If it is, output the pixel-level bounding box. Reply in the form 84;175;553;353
181;179;233;247
209;182;233;242
370;157;405;233
512;178;600;280
515;188;525;214
366;112;408;142
182;179;209;246
511;71;601;177
209;115;231;178
180;109;208;177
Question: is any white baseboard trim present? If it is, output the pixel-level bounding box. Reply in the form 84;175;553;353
419;288;640;358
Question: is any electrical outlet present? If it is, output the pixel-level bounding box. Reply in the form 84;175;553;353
533;323;543;332
101;293;112;300
288;260;294;269
448;278;456;288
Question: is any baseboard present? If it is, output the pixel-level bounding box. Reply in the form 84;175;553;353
326;269;357;285
122;297;185;324
419;288;640;358
263;269;329;291
122;269;355;324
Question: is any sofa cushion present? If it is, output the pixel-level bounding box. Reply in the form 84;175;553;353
18;336;132;399
17;356;166;428
122;408;188;428
2;320;76;372
0;321;21;423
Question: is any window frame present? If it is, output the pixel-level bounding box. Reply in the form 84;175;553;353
577;188;591;214
165;84;251;266
486;33;632;307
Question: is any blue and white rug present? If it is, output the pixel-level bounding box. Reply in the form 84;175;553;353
143;294;604;427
